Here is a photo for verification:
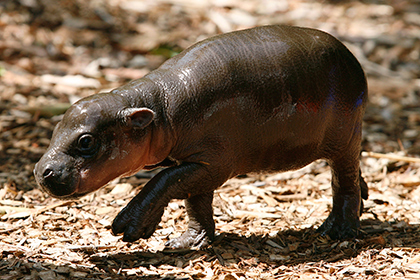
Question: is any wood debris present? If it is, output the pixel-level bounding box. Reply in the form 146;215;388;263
1;0;420;279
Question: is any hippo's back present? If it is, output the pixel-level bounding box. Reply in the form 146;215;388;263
151;26;366;124
148;25;367;172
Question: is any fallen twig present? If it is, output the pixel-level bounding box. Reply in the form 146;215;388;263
67;245;117;251
0;200;73;220
362;151;420;163
233;210;283;219
0;225;24;234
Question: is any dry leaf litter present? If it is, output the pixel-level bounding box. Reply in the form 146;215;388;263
1;0;420;279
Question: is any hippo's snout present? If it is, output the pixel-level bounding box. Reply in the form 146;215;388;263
34;154;80;199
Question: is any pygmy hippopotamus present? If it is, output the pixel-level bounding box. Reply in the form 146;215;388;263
34;25;368;249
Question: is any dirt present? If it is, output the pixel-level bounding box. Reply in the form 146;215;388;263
1;0;420;279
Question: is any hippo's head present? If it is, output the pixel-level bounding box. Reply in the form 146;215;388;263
34;92;156;199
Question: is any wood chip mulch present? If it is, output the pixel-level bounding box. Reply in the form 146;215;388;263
1;0;420;279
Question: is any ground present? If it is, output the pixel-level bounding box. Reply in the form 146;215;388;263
1;0;420;279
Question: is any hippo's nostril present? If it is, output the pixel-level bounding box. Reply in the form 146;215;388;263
43;169;54;179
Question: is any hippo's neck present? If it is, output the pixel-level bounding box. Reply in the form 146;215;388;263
111;77;177;166
112;78;157;109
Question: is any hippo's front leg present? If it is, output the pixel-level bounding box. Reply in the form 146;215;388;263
111;162;225;247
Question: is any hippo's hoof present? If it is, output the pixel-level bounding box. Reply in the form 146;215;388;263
165;228;212;249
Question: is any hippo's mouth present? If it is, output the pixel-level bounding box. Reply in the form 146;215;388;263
37;178;82;200
34;162;82;199
49;189;90;200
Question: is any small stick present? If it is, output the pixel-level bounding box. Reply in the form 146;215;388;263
0;225;23;234
233;210;283;219
67;245;117;251
1;200;73;220
362;151;420;163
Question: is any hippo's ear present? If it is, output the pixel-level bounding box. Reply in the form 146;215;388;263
120;108;155;129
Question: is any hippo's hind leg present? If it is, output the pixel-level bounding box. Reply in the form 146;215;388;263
317;153;367;239
165;192;215;249
360;169;368;212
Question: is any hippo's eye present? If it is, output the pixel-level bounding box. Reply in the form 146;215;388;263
77;134;96;155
